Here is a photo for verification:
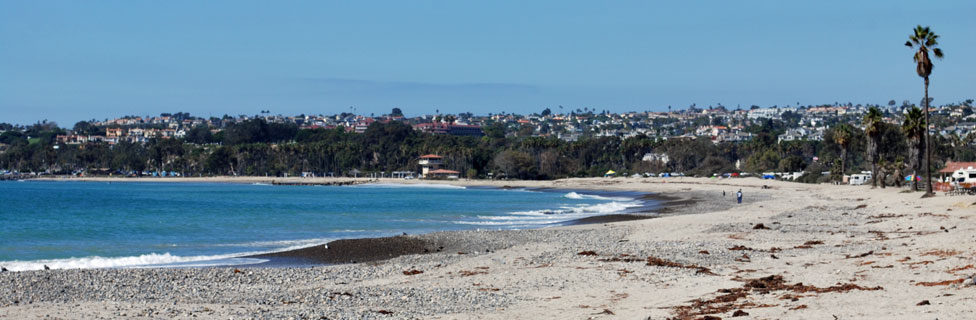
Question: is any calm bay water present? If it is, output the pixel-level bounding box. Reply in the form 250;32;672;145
0;181;651;271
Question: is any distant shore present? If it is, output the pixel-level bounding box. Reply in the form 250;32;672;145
4;177;974;319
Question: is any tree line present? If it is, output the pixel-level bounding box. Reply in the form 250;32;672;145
1;115;973;182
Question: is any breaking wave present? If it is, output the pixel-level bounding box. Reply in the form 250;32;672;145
0;253;268;272
355;183;465;189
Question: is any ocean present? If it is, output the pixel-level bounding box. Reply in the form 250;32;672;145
0;181;653;271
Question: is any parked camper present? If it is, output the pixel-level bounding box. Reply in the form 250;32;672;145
848;174;871;185
950;168;976;184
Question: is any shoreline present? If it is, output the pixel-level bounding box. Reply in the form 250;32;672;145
3;179;675;270
4;177;973;319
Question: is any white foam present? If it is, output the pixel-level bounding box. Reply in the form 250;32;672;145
563;192;632;201
459;199;643;228
0;252;268;272
355;183;465;189
251;182;272;186
208;237;338;250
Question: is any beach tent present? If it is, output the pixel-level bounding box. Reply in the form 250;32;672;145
604;170;616;177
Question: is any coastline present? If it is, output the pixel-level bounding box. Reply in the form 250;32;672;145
4;177;975;319
22;177;677;268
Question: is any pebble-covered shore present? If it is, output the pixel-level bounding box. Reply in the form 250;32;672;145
0;189;720;319
4;178;974;319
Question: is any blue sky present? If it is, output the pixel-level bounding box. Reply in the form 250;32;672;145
1;1;974;126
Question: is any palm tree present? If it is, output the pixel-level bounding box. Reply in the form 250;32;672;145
905;25;944;196
893;157;905;188
877;158;888;188
832;124;853;181
863;107;884;187
902;106;926;191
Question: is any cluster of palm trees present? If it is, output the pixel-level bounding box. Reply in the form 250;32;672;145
853;26;944;196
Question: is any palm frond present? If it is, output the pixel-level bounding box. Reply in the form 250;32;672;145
904;40;913;47
933;48;944;59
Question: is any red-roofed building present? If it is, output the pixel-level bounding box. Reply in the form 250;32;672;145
418;154;459;178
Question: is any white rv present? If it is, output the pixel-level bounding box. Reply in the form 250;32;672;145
848;174;872;185
950;167;976;184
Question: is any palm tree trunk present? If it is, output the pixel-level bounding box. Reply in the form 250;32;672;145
923;77;933;196
871;162;878;188
840;148;847;180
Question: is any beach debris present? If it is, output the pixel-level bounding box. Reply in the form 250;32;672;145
646;256;715;275
731;309;749;317
794;241;824;249
790;304;808;310
375;309;394;315
735;254;751;263
578;251;599;256
233;269;243;274
915;278;965;286
671;274;882;319
770;254;779;259
44;265;50;270
947;264;974;274
402;269;423;276
916;300;930;306
854;204;867;209
599;254;644;263
728;245;752;251
921;249;961;258
1;266;7;272
844;251;874;259
752;223;770;230
919;212;949;218
458;270;488;277
699;250;710;255
594;309;615;315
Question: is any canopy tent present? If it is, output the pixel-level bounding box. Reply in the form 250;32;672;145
604;170;616;177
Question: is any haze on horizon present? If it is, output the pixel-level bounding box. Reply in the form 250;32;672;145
1;0;974;126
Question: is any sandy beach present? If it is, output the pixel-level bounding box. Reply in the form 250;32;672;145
3;176;976;319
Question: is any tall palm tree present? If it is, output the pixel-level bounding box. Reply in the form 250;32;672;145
905;25;944;196
832;124;853;181
863;107;884;187
893;157;905;188
902;106;926;191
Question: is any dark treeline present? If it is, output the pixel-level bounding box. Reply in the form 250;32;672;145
1;115;974;182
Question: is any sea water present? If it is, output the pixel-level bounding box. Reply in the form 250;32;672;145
0;181;652;271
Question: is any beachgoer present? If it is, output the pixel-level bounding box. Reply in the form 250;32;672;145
723;191;726;197
736;189;742;204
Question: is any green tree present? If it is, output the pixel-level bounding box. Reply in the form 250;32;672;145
902;106;926;191
905;25;944;196
832;124;852;180
863;107;883;187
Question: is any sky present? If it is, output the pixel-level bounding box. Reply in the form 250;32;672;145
1;0;974;126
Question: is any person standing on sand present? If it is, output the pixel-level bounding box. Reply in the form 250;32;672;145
723;190;726;197
736;189;742;204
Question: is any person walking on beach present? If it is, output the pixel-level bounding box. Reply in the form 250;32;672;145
736;189;742;204
722;190;726;197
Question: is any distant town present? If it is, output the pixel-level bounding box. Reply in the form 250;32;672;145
8;100;973;146
1;100;974;186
